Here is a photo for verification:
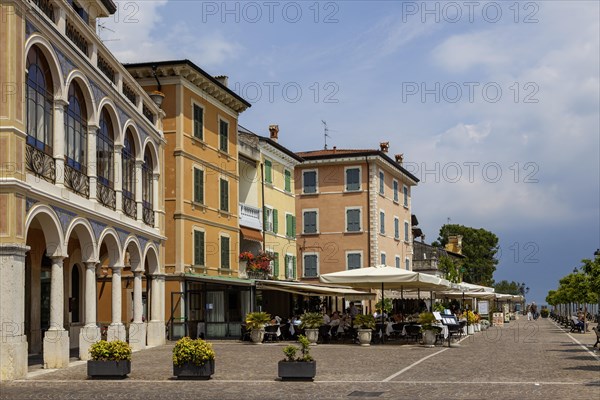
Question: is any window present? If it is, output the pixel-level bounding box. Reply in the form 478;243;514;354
380;252;386;266
220;236;230;269
142;148;153;210
347;252;361;270
303;170;317;194
379;211;385;235
303;210;318;234
122;129;136;202
403;185;409;207
303;254;318;277
219;178;229;212
219;119;228;152
405;257;410;271
284;169;291;192
286;214;296;238
394;217;400;240
26;46;53;154
345;167;360;191
393;180;399;202
285;254;297;279
404;221;410;242
263;207;277;233
64;82;88;174
193;230;205;266
97;108;114;188
395;256;401;269
346;208;361;232
193;104;203;140
379;171;384;195
194;168;204;204
265;160;272;184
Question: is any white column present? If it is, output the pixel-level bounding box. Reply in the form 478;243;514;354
129;271;146;351
114;144;123;211
79;261;100;360
87;125;98;201
44;256;69;369
152;172;160;228
107;265;126;341
150;275;161;322
135;159;144;222
147;274;166;346
53;99;67;186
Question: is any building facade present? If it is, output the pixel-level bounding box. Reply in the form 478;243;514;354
126;60;251;339
295;145;419;282
0;0;166;380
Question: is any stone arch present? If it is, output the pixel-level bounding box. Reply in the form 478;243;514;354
98;228;123;268
65;217;97;262
25;204;65;257
97;98;122;142
64;70;97;125
24;35;64;99
123;236;143;272
143;243;160;275
142;138;160;175
121;121;143;160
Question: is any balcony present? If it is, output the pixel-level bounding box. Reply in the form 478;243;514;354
239;203;262;231
143;204;155;227
25;144;55;183
123;194;137;219
64;164;89;198
97;181;116;210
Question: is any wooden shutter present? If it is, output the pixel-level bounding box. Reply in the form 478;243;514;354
194;230;204;266
273;252;279;277
285;170;291;191
292;256;297;279
273;209;278;233
220;179;228;211
292;216;296;238
221;237;229;269
265;160;272;183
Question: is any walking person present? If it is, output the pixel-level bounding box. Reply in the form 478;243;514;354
527;304;532;321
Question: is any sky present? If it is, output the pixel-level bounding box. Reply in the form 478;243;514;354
100;0;600;305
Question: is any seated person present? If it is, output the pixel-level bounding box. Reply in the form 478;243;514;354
323;311;331;325
291;315;302;326
330;312;341;327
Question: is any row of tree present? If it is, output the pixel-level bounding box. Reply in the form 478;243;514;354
545;254;600;311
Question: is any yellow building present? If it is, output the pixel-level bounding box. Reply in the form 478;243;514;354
0;0;166;380
126;60;251;339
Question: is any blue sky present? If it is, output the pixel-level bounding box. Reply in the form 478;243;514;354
101;1;600;305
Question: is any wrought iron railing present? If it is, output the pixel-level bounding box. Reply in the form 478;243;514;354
142;205;155;227
97;55;115;83
122;195;137;219
97;181;116;210
33;0;54;21
142;104;154;123
64;164;89;198
66;20;88;55
25;144;55;183
122;83;137;105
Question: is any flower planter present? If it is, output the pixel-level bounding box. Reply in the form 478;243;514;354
250;328;265;344
278;360;316;381
87;360;131;378
304;328;319;345
467;325;475;335
422;329;437;347
173;360;215;380
357;329;372;346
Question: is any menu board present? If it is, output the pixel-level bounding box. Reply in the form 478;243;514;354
492;312;504;326
478;301;489;315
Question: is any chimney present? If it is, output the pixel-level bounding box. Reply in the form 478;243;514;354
445;235;463;254
214;75;229;87
379;142;389;153
268;125;279;142
395;153;404;165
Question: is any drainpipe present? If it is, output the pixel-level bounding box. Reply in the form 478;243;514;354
260;162;266;251
366;156;371;266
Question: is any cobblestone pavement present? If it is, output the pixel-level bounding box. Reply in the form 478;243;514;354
1;318;598;399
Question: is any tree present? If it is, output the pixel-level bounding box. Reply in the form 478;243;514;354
581;254;600;303
438;255;462;283
435;224;499;286
494;280;524;295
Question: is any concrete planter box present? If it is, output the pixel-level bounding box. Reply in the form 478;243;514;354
173;360;215;380
278;360;316;381
87;360;131;378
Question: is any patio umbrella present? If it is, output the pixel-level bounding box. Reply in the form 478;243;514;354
320;265;452;342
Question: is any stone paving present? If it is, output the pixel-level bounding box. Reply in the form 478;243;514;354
1;318;598;399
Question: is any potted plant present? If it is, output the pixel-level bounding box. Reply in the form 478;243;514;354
172;337;215;379
278;335;316;381
418;312;441;347
353;314;376;346
480;319;490;330
245;311;271;344
300;312;323;344
247;252;273;279
88;340;132;378
540;309;549;318
465;310;477;335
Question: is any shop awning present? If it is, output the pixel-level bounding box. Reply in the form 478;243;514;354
255;280;376;300
240;227;263;243
184;273;254;286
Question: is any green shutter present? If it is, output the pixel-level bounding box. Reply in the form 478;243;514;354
220;179;228;211
194;169;204;204
221;237;229;269
263;206;268;229
194;231;204;265
284;170;291;192
265;160;272;184
292;256;297;279
292;216;296;238
273;209;278;233
285;214;291;237
273;252;279;278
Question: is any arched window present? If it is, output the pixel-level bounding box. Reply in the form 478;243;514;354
122;129;136;218
26;46;54;153
142;148;154;226
64;83;87;173
96;108;115;208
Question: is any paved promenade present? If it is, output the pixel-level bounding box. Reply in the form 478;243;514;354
1;318;598;399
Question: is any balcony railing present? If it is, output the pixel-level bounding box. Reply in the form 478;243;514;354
122;83;137;105
64;164;89;198
25;144;56;183
97;55;115;83
66;20;88;55
33;0;54;21
239;203;262;231
142;205;155;227
97;181;116;210
123;195;137;219
142;104;154;124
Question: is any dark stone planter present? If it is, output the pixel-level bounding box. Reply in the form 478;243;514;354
87;360;131;379
278;360;316;381
173;360;215;380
